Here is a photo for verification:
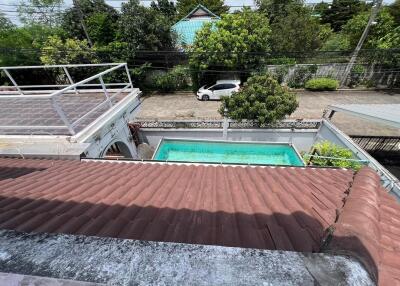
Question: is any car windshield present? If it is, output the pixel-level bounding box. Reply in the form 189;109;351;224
203;84;213;89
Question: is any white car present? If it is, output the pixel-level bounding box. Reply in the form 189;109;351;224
196;80;240;101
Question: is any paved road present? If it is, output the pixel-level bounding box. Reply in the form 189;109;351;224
137;90;400;136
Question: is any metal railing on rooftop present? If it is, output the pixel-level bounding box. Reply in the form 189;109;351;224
0;63;135;136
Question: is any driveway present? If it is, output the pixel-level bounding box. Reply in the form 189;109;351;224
137;90;400;136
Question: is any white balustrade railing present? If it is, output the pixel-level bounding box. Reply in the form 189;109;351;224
0;63;133;135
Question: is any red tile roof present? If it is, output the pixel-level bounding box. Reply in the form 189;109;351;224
0;158;398;285
326;167;400;286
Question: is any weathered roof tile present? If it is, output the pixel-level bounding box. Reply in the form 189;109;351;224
1;158;399;285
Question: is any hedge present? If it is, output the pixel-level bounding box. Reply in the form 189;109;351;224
304;78;339;91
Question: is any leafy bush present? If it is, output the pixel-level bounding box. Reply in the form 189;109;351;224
305;141;362;170
40;35;98;65
273;65;290;84
305;78;339;91
219;74;298;125
153;65;191;93
154;73;176;93
287;65;318;88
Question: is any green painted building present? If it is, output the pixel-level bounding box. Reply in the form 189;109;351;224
172;4;220;48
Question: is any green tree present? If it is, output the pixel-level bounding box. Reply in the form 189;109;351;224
219;74;298;125
190;9;271;72
0;25;58;66
389;0;400;26
61;0;119;42
321;0;370;32
151;0;177;23
176;0;228;18
313;2;330;18
342;8;395;49
256;0;302;23
270;6;332;53
321;33;350;51
0;12;13;32
18;0;64;27
118;0;176;52
377;26;400;49
40;35;98;64
86;12;118;45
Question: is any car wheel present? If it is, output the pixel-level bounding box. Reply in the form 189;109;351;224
202;95;209;101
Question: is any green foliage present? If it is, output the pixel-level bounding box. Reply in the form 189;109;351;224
305;78;339;91
61;0;119;42
273;65;290;84
342;8;396;49
321;0;370;32
256;0;302;23
306;141;362;170
321;33;351;51
96;41;130;62
18;0;63;27
190;9;271;87
219;74;298;125
267;57;296;65
389;0;400;26
153;65;191;92
40;35;98;65
0;12;14;32
119;0;176;52
176;0;228;18
377;26;400;49
287;65;318;88
130;63;152;91
348;64;365;88
151;0;177;23
86;12;118;45
0;24;60;66
270;6;332;53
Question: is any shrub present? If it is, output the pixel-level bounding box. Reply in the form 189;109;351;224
273;65;290;84
305;78;339;91
287;65;318;88
153;65;191;93
219;74;298;125
154;72;176;93
305;141;362;170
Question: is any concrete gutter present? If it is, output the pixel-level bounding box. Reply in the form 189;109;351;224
0;230;373;286
0;272;104;286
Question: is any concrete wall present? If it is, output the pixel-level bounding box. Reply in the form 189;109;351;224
84;117;138;159
268;63;400;87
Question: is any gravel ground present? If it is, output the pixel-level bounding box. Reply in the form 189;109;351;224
137;90;400;136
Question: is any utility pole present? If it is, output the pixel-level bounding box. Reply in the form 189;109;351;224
340;0;383;87
73;0;93;47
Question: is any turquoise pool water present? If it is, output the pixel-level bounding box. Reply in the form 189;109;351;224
153;139;304;166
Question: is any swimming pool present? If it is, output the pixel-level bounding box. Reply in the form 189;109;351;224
153;139;304;166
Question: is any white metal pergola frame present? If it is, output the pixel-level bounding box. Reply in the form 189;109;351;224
0;63;133;135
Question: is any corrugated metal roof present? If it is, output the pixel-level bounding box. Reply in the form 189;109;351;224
0;158;399;284
172;18;219;46
329;104;400;129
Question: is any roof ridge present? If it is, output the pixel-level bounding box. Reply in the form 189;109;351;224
323;167;384;284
